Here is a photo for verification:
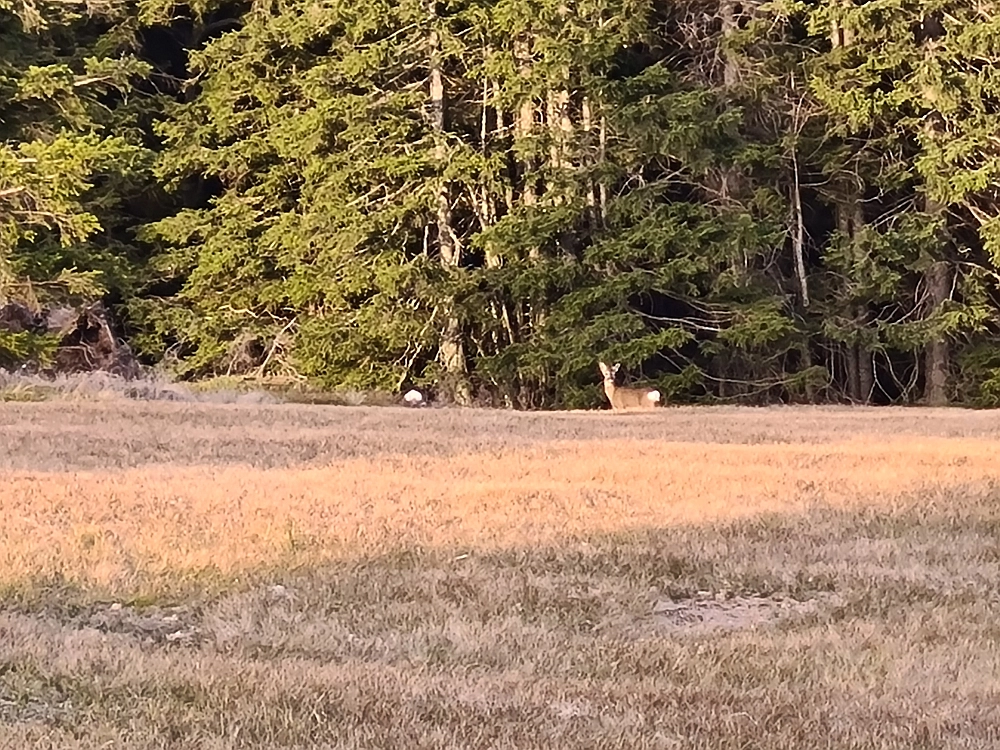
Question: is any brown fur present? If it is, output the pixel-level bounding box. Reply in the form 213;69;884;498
598;361;661;411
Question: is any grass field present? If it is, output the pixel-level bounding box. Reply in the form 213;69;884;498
2;402;1000;748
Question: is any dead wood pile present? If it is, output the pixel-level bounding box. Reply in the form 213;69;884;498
0;300;141;378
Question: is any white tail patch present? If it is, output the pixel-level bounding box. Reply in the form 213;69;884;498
647;390;661;403
403;389;425;405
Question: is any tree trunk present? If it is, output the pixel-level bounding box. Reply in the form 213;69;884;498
845;341;860;403
547;82;575;256
711;0;746;395
921;106;950;407
479;73;517;363
921;73;951;406
829;0;854;48
829;0;870;404
716;349;731;400
719;0;745;279
924;259;951;406
514;37;537;211
800;343;817;403
551;3;573;183
858;323;874;404
428;0;471;405
598;113;608;227
833;193;867;403
720;0;740;88
513;33;547;334
790;143;809;308
546;91;562;175
581;96;597;228
480;73;497;242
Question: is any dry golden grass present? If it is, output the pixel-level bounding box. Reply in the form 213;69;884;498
2;402;1000;748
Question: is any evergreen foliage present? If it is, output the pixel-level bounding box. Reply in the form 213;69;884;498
5;0;1000;407
0;0;150;301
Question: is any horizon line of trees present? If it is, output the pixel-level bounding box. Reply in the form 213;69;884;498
4;0;1000;408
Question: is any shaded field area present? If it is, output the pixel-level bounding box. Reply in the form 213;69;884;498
2;403;1000;748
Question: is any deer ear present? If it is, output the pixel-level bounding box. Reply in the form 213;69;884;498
612;364;621;375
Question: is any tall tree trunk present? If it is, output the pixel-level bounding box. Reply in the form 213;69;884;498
428;1;471;405
512;32;547;407
790;141;809;309
711;0;747;399
829;0;854;47
480;73;497;244
800;343;817;403
924;255;951;406
829;11;872;405
547;80;575;255
845;340;860;403
596;113;609;227
719;0;741;88
921;54;951;407
547;91;562;175
581;96;597;228
834;194;868;403
479;72;517;367
858;320;875;403
548;2;573;190
514;37;537;212
719;0;744;258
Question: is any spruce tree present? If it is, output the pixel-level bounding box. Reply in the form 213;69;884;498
140;0;472;388
0;0;149;363
802;0;1000;404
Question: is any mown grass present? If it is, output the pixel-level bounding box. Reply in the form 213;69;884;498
2;403;1000;748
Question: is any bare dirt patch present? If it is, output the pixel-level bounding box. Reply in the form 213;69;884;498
648;592;846;635
79;603;200;646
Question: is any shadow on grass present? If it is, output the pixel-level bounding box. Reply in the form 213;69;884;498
5;400;1000;472
3;494;1000;747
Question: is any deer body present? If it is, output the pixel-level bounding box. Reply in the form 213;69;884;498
598;361;661;411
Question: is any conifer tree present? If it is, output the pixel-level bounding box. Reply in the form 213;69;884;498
141;0;472;387
20;0;991;407
0;0;149;363
802;0;1000;404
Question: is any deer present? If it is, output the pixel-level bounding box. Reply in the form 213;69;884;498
598;361;661;411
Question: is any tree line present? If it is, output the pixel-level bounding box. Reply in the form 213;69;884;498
3;0;1000;408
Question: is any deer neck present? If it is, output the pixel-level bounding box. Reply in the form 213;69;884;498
603;379;616;402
